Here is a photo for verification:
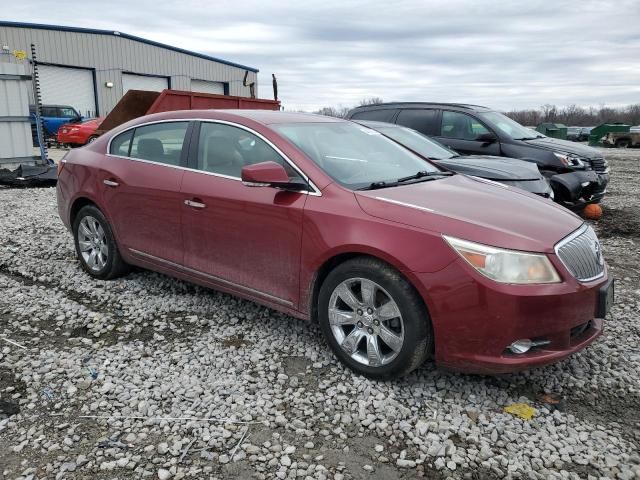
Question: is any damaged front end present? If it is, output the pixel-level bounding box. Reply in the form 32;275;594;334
549;170;608;211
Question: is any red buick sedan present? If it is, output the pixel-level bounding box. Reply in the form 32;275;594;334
57;110;613;378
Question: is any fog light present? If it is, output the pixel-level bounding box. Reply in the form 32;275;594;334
509;339;533;354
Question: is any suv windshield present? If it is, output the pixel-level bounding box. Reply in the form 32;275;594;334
370;125;457;160
274;122;443;190
478;111;543;140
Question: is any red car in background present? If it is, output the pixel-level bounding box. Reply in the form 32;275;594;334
56;110;613;378
57;117;104;146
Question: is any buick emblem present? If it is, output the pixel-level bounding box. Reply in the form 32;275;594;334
592;239;604;265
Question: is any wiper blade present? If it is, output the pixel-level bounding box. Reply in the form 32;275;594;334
357;181;397;191
396;170;454;183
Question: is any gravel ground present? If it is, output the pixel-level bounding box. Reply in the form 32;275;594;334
1;148;639;480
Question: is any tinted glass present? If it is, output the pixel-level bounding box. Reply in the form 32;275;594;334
197;122;298;179
441;111;490;140
41;107;57;117
129;122;189;165
59;107;77;117
373;125;456;160
350;109;398;122
274;122;441;190
477;111;541;140
396;109;439;135
109;130;134;156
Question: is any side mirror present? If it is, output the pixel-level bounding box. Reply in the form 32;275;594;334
475;132;497;143
241;161;308;191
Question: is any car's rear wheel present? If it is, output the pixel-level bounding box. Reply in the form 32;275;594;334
73;205;128;280
318;257;432;379
87;135;98;144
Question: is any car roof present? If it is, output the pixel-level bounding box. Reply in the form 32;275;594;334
349;102;493;112
132;109;346;126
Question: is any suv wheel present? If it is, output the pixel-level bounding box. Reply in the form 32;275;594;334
73;205;128;280
318;257;432;379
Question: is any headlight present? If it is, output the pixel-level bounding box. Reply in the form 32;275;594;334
443;236;561;284
553;152;585;168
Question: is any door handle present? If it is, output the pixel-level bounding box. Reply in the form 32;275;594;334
103;179;119;187
185;199;206;209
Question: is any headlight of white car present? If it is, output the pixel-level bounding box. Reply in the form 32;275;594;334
443;236;561;284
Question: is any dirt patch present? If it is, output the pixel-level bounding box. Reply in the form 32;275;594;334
222;334;253;348
596;207;640;238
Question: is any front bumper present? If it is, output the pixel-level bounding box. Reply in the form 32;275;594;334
549;170;609;210
414;257;609;374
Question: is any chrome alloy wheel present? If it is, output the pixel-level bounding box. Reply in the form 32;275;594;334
328;278;405;367
78;216;108;272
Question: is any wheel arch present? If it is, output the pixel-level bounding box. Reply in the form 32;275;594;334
307;250;432;329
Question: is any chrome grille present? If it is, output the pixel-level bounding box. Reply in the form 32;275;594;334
589;157;608;174
555;225;605;282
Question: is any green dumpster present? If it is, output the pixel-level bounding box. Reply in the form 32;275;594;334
588;123;631;146
536;123;568;140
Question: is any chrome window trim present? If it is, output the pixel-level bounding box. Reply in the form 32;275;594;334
553;223;605;282
129;248;293;307
106;118;322;196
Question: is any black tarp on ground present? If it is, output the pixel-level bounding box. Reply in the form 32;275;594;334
0;164;57;187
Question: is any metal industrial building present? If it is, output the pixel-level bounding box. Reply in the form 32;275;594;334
0;21;259;117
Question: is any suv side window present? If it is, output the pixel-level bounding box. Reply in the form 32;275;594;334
350;109;398;123
440;111;490;140
197;122;299;179
396;109;439;135
129;122;189;166
41;107;57;117
109;130;134;156
59;107;77;118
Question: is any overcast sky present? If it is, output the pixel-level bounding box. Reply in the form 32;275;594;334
10;0;640;111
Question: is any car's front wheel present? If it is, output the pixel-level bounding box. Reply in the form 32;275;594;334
318;257;433;379
73;205;128;280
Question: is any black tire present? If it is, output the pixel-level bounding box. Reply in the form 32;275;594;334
615;139;629;148
72;205;129;280
87;135;98;144
318;256;433;380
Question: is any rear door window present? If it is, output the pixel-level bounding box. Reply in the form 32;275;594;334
129;122;189;166
109;130;134;156
396;109;439;135
350;109;398;123
440;111;490;140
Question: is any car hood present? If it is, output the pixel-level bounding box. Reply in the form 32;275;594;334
524;137;602;158
435;155;541;180
355;174;582;253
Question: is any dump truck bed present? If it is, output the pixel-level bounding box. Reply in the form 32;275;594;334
95;89;280;136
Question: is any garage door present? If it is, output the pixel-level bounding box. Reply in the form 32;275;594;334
122;73;168;94
38;65;96;117
191;79;225;95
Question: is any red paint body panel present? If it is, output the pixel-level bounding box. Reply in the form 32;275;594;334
57;110;609;374
57;117;103;145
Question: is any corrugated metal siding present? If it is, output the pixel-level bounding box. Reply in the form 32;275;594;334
0;62;34;165
0;25;259;115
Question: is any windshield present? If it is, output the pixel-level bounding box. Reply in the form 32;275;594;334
372;125;457;160
273;122;442;190
478;111;543;140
